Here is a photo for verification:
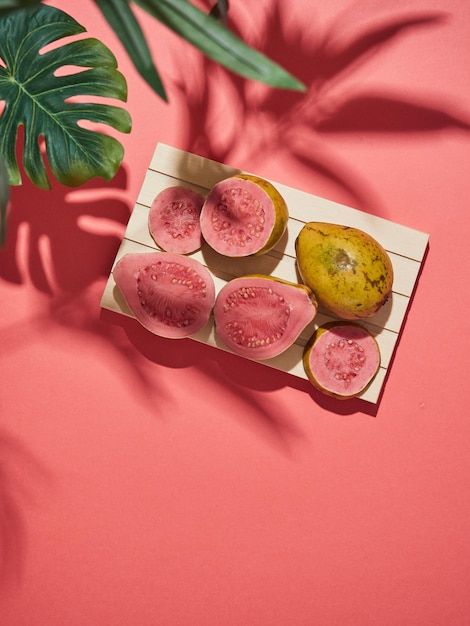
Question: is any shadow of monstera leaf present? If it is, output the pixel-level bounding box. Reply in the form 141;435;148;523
0;164;131;294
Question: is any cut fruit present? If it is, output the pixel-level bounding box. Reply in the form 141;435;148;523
213;274;317;360
200;174;289;257
113;251;215;338
148;186;205;254
303;322;380;398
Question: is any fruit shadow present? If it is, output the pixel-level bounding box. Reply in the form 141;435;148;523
200;227;289;282
174;4;468;215
101;307;311;450
104;296;380;421
212;340;381;418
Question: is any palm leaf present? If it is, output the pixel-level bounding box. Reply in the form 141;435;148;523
133;0;305;91
0;0;41;15
95;0;167;101
209;0;229;25
0;4;132;188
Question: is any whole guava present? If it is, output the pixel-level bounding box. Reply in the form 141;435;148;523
295;222;394;319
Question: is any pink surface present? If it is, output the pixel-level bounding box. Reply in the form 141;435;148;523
1;1;469;624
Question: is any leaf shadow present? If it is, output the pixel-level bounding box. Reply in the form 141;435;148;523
172;4;467;213
0;428;51;590
100;307;309;452
1;3;463;450
314;93;470;134
0;164;178;411
0;168;131;293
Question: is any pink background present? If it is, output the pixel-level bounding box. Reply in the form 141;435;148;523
1;1;469;624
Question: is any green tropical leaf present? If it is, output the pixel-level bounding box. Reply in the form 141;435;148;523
209;0;229;25
133;0;306;92
95;0;167;101
0;0;41;16
0;4;132;188
0;153;9;245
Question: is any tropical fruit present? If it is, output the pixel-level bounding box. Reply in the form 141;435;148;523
200;174;289;257
113;251;215;338
148;186;205;254
213;274;317;360
295;222;394;319
303;322;381;398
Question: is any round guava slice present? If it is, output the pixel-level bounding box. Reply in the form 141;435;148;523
113;251;215;339
148;186;205;254
200;174;289;257
213;274;317;360
303;322;380;398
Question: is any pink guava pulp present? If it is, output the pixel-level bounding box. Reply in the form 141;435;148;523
304;323;380;398
148;186;204;254
113;252;215;339
200;176;287;257
214;275;317;360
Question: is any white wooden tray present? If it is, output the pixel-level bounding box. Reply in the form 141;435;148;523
101;143;429;404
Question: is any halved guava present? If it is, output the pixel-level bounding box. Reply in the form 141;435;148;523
200;174;289;257
213;274;317;360
113;251;215;339
303;322;380;398
148;186;205;254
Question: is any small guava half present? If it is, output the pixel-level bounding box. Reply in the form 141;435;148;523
303;322;380;398
148;186;205;254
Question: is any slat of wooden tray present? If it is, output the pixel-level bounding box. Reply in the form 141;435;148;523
101;143;429;404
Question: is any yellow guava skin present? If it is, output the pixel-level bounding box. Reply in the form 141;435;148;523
233;173;289;255
295;222;394;320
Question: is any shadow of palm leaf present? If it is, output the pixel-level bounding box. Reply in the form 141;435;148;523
0;429;50;588
173;3;463;210
255;8;448;111
315;93;470;133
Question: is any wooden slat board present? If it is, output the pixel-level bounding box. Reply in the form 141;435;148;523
101;143;429;404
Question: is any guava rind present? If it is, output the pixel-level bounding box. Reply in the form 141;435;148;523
200;174;289;257
303;322;380;398
295;222;394;319
148;186;205;254
213;274;317;360
113;251;215;339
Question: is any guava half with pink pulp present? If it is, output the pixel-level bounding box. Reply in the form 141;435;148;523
213;274;317;360
148;186;205;254
113;251;215;338
303;322;380;398
200;174;289;257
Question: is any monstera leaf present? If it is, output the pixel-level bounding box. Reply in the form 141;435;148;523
0;154;8;245
0;4;132;189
